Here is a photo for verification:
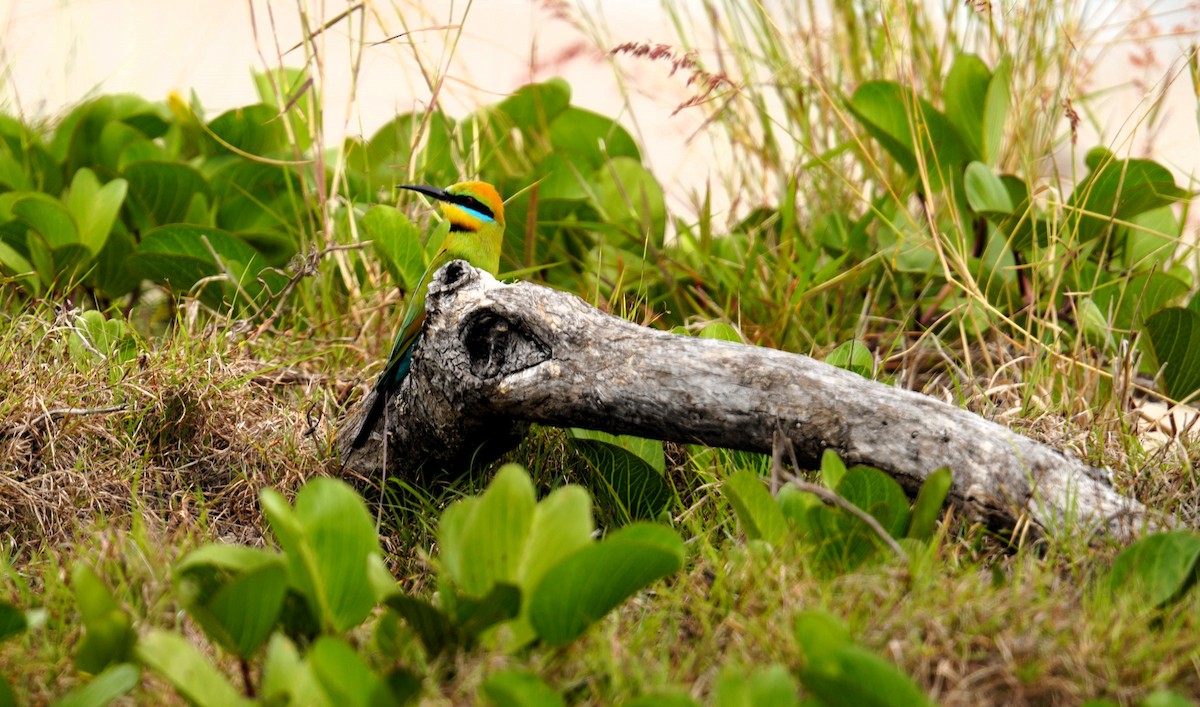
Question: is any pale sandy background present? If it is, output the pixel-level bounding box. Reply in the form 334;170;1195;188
2;1;1198;220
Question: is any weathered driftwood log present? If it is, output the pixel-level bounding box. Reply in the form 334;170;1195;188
338;261;1170;542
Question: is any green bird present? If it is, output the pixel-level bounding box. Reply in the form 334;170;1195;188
351;180;506;449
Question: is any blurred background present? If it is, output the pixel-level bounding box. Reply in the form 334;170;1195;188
3;0;1197;221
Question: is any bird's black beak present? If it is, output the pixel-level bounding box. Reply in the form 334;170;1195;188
397;184;452;202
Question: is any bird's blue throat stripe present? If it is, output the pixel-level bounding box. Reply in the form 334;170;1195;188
461;206;494;223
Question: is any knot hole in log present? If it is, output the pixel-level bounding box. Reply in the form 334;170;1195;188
461;308;551;380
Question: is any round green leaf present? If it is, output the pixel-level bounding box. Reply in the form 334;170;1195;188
723;470;788;544
590;158;666;244
1146;308;1200;403
438;464;536;597
836;466;911;539
548;106;641;169
480;670;565;707
943;54;991;161
569;431;671;522
1108;531;1200;608
363;204;427;291
964;161;1014;216
123;160;210;229
308;636;391;707
136;629;251;707
206;104;288;156
128;224;264;309
54;663;141;707
824;340;874;378
528;523;683;646
174;545;289;658
289;477;382;633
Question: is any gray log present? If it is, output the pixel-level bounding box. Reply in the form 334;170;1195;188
338;261;1171;542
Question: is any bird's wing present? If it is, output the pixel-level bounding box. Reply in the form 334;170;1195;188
379;247;457;390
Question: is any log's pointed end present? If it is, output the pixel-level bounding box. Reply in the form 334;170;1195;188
334;395;383;475
429;260;502;300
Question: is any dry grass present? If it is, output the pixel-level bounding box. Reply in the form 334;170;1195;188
0;304;335;562
1;283;1197;704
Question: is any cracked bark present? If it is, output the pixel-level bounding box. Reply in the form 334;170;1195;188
337;261;1174;542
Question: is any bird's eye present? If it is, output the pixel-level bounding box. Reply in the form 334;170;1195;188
447;193;495;220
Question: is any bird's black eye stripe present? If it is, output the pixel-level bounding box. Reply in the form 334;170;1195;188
444;193;494;220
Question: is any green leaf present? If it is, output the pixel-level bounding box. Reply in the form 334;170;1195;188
1108;531;1200;608
964;161;1014;215
517;486;594;598
777;486;820;536
206;104;288;156
589;158;666;245
0;152;31;191
497;79;572;134
714;664;799;707
64;168;127;255
71;563;136;675
847;81;917;173
439;464;536;597
89;228;140;299
260;633;324;707
13;193;79;250
983;57;1011;163
207;159;305;240
836;466;910;539
136;629;251;707
128;224;266;310
794;611;933;707
824;340;873;378
308;636;393;707
386;592;463;659
1139;689;1196;707
174;544;289;658
54;663;141;707
806;505;880;574
68;310;136;364
723;471;788;544
804;465;910;573
263;477;381;633
252;67;314;153
455;583;522;639
481;670;566;707
0;603;26;643
943;54;991;161
1068;150;1189;243
500;485;595;647
97;120;161;173
907;467;952;541
1145;308;1200;402
1122;206;1180;271
820;449;847;490
362;205;426;291
122;161;210;229
569;430;671;521
1092;271;1189;335
548;106;641;169
698;322;743;342
847;81;971;192
528;523;684;646
348;111;457;196
0;239;37;292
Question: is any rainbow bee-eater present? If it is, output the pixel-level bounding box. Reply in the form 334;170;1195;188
350;181;506;449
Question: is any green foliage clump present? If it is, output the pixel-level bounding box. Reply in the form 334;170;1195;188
53;466;683;705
